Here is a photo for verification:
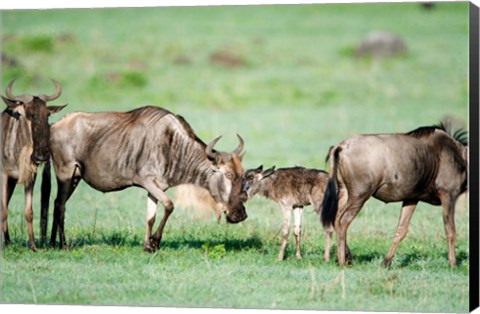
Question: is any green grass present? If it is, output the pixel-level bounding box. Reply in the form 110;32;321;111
0;2;470;312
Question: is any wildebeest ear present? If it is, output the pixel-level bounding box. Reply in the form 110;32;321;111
255;165;263;172
48;104;67;114
1;95;22;109
262;166;276;178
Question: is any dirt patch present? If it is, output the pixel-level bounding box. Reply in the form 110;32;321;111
354;31;407;59
173;55;192;65
1;53;20;68
209;49;246;68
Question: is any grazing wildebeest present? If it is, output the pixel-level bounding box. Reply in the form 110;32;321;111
47;106;247;251
321;122;468;267
1;79;66;250
242;165;332;260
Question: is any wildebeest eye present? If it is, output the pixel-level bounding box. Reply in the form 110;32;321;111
225;173;234;180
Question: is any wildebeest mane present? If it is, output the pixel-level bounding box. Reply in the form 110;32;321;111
123;106;208;147
406;122;468;146
175;114;207;147
406;125;438;139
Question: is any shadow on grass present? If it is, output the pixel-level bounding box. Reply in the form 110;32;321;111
33;231;263;253
161;236;264;252
328;243;469;268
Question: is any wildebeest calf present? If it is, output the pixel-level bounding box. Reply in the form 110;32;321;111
242;166;331;260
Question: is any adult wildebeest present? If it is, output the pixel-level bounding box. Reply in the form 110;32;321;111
1;79;66;250
48;105;247;251
321;122;468;267
242;165;332;260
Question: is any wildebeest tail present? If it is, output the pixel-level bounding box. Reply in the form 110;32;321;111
40;160;51;243
320;146;340;228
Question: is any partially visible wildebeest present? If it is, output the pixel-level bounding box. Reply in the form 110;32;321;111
1;79;66;250
242;165;332;261
47;106;247;251
174;184;224;223
321;122;468;267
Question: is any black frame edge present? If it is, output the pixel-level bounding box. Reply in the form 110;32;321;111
470;1;480;312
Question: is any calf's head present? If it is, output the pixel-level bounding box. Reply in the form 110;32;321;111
241;165;276;198
205;134;248;224
1;79;67;164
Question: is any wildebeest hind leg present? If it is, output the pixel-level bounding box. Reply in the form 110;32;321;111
382;201;417;267
440;194;457;267
335;192;367;266
51;175;80;249
1;174;17;247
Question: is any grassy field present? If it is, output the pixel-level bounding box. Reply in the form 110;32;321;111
0;2;470;312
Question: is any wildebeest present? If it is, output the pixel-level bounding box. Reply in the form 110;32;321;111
321;122;468;267
47;105;247;251
1;79;66;250
242;165;332;260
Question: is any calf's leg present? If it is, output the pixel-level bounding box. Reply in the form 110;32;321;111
293;206;303;260
277;204;292;261
382;201;417;267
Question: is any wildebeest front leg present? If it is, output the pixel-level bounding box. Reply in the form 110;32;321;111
440;193;457;267
278;204;292;261
382;201;417;267
144;193;157;252
144;180;174;252
24;178;37;251
1;174;17;247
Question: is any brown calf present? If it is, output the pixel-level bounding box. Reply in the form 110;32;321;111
242;166;332;260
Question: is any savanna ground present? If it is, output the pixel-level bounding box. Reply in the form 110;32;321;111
0;2;471;312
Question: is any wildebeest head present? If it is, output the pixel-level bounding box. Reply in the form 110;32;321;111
241;165;276;199
1;79;67;164
205;134;248;224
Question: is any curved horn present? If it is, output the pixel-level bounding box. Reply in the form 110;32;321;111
5;79;32;103
232;134;244;156
5;79;20;101
41;79;62;102
206;135;222;159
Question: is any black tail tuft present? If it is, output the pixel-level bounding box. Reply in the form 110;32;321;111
321;177;338;227
40;160;51;243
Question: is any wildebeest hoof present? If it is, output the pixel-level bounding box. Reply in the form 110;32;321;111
28;243;37;252
381;258;392;267
144;245;157;253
